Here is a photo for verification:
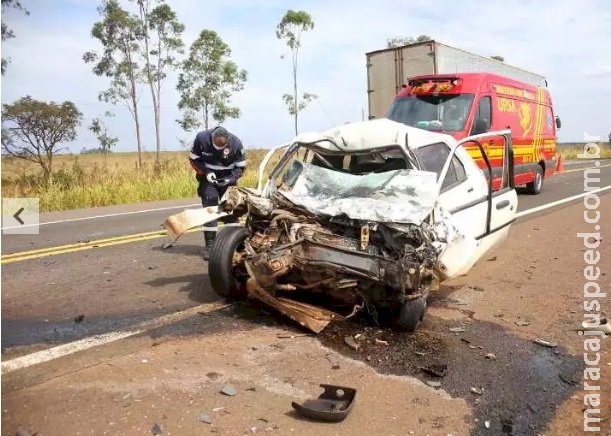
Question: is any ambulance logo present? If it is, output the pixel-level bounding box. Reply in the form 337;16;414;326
519;102;532;137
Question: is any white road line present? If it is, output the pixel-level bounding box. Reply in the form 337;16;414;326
517;185;611;218
1;301;229;374
1;202;201;230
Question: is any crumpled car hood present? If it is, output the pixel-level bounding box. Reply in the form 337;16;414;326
279;163;439;224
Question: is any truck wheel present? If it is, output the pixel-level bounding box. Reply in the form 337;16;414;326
395;297;427;332
525;166;543;195
209;226;249;300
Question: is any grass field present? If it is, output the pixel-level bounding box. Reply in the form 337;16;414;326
2;142;609;212
1;150;274;212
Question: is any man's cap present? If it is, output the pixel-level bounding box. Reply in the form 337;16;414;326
212;126;229;139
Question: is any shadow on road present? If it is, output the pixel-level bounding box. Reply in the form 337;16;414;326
144;273;218;304
151;244;202;257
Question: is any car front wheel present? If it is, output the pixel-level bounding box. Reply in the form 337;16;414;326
395;296;427;332
208;226;249;300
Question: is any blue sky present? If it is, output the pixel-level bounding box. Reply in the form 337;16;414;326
2;0;610;153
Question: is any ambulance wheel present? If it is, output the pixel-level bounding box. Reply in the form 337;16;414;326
526;166;543;195
395;297;427;332
209;226;249;300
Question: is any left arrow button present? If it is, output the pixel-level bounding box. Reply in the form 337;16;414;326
13;207;25;225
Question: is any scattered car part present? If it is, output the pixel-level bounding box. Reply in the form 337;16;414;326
291;384;356;422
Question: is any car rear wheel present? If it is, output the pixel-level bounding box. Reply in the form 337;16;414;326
525;166;543;195
395;296;427;332
209;226;249;300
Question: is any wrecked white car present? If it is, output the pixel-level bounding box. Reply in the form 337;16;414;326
168;119;517;333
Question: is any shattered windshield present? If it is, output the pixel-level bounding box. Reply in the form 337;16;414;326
385;94;474;132
279;162;439;224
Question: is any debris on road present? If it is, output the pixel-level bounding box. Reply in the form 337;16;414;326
199;413;212;424
74;314;84;323
344;336;360;351
470;387;484;395
207;372;222;380
375;338;389;346
485;353;497;360
151;423;163;435
425;380;442;388
486;256;497;262
332;364;340;370
449;327;466;333
291;384;356;422
484;420;491;429
534;339;558;348
420;363;448;378
514;319;530;327
221;384;237;396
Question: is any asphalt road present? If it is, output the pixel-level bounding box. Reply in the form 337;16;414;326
1;161;610;435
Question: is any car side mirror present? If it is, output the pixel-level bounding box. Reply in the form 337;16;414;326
471;118;488;135
555;116;562;129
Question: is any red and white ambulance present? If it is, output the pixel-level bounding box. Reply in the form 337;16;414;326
385;73;561;193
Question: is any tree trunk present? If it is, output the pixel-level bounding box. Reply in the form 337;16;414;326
293;52;298;135
204;102;209;129
130;80;143;169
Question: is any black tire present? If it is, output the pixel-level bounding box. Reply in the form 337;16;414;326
395;297;427;332
525;165;543;195
208;226;249;300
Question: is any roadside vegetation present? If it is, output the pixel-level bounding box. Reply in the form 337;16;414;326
1;150;272;212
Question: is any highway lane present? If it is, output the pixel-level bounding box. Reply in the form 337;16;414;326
2;161;611;255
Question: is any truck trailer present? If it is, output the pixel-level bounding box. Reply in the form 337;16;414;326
366;40;546;120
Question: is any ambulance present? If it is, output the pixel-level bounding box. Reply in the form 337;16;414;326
385;73;561;193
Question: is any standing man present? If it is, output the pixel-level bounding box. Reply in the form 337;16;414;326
189;126;246;259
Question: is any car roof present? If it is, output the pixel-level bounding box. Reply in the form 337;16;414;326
292;118;454;152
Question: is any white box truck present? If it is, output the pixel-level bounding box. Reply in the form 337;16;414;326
366;40;546;119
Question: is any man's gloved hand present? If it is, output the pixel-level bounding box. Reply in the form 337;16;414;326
215;178;231;187
206;173;217;184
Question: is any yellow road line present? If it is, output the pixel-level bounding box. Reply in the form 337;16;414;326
2;229;168;259
1;228;200;265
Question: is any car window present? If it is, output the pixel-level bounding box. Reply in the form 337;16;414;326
443;155;467;190
414;142;467;190
414;143;450;176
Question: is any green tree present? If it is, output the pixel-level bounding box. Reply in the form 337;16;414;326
386;34;431;48
490;55;505;62
1;0;29;74
134;0;184;165
176;29;247;131
84;0;144;168
1;96;82;183
89;111;118;160
276;9;315;135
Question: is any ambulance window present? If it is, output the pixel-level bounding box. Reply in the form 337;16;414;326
471;96;491;135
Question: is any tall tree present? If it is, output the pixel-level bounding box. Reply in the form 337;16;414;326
1;96;82;183
386;34;431;48
84;0;144;167
1;0;29;74
134;0;184;165
276;9;315;135
176;29;247;131
89;111;118;160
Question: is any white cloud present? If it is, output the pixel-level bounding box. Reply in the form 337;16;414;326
2;0;610;155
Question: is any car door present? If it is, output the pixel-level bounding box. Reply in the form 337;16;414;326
435;130;517;279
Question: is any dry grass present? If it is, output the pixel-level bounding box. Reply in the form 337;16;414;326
557;142;611;160
1;149;279;212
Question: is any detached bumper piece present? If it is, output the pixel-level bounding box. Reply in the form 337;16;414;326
291;384;356;422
